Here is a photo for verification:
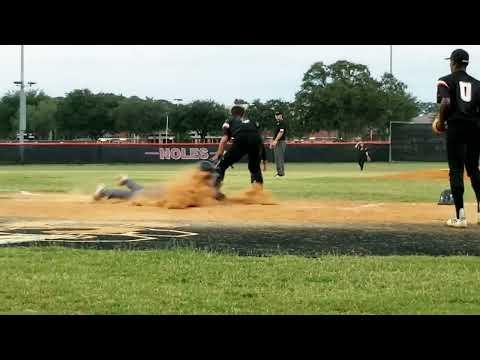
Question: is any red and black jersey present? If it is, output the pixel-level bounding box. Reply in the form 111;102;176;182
437;70;480;124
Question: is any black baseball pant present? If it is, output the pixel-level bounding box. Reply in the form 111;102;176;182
215;134;264;187
446;122;480;218
358;153;367;171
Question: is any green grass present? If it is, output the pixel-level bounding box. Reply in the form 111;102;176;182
0;162;472;203
1;247;480;314
1;162;479;314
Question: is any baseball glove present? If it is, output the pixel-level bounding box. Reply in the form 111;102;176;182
432;115;446;134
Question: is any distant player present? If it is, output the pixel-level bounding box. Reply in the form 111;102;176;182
435;49;480;228
270;111;287;177
212;100;264;197
354;141;370;171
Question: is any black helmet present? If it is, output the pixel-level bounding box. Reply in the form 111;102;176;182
198;160;215;173
438;189;455;205
231;99;248;116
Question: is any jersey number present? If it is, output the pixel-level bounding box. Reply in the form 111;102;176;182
459;81;472;102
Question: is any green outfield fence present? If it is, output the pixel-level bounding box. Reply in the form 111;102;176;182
390;122;446;162
0;141;389;164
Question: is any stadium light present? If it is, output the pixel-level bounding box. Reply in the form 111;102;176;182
12;46;27;163
388;45;393;163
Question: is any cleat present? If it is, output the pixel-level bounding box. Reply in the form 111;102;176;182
446;218;468;228
447;208;468;228
93;184;106;201
117;175;129;186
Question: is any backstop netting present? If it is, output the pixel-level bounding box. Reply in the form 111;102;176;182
390;122;446;162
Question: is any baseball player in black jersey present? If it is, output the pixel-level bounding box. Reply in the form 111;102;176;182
222;140;268;171
436;49;480;228
354;141;371;171
212;101;264;197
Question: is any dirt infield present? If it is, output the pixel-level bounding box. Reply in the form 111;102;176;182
1;190;480;256
5;164;480;256
0;192;466;226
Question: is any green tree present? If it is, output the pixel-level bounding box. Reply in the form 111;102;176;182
113;97;147;136
247;99;274;131
56;90;123;140
168;104;192;140
181;100;228;141
417;101;439;115
0;101;15;138
376;73;420;138
295;60;420;140
295;61;332;134
246;99;302;137
0;90;54;139
28;98;59;139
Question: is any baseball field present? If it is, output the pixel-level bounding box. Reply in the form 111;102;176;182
1;162;480;314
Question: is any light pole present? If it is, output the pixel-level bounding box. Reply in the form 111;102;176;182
19;46;26;144
388;45;393;162
13;45;36;163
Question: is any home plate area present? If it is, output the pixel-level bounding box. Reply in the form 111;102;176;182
0;222;198;250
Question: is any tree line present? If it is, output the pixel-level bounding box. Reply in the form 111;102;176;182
0;60;430;141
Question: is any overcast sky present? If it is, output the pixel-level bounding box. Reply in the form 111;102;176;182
1;45;479;105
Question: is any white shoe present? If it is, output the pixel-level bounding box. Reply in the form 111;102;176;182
93;184;106;201
117;175;129;186
446;218;468;228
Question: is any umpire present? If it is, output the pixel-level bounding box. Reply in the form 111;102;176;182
212;101;264;197
270;111;287;177
436;48;480;228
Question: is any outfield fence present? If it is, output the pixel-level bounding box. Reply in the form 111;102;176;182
0;142;389;164
390;122;446;162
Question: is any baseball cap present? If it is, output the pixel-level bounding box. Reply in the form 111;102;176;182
445;49;469;64
275;111;283;115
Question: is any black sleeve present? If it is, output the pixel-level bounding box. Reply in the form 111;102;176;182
437;77;451;104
